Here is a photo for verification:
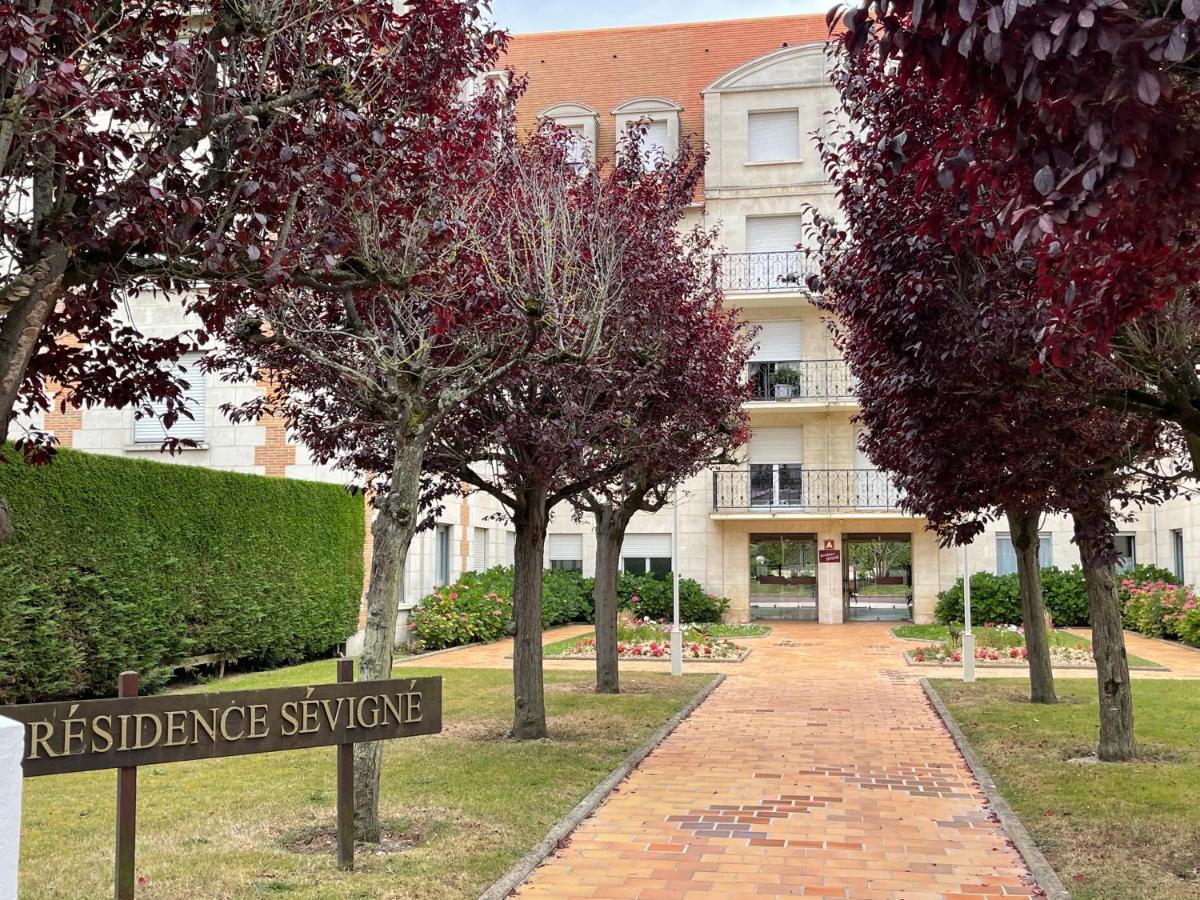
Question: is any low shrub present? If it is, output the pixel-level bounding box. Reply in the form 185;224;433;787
935;567;1090;628
408;565;593;650
1121;579;1196;640
616;572;730;623
407;581;512;650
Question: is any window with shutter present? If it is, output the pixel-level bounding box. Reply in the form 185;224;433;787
747;109;800;163
641;120;669;170
620;533;673;578
995;533;1053;576
748;427;804;508
548;533;583;572
565;124;588;168
746;215;804;252
133;352;206;444
473;527;488;571
747;321;803;362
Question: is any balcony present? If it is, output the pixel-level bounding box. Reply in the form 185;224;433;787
717;250;820;294
748;359;856;403
712;467;906;514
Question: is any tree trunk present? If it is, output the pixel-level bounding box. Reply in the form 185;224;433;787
0;248;68;547
511;484;550;739
592;505;628;695
1072;507;1136;762
352;441;423;842
1006;507;1056;705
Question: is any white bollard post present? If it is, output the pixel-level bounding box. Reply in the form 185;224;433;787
670;487;682;677
961;544;975;683
0;715;22;900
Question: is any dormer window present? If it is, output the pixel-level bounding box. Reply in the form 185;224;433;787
539;102;599;167
612;98;682;169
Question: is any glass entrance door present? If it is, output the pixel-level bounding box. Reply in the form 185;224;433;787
749;534;818;620
843;535;912;621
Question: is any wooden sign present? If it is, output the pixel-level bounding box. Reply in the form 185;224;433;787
0;675;440;777
1;663;441;897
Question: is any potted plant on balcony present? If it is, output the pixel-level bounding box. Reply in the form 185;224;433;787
771;365;805;400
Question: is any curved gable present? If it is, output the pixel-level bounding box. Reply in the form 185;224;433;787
703;43;827;94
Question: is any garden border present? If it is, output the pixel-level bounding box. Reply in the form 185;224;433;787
902;652;1167;672
920;679;1071;900
477;673;726;900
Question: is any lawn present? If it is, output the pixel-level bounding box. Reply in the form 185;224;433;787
19;660;710;899
895;624;1161;667
931;679;1200;900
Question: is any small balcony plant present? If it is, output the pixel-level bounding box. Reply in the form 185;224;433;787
771;365;806;400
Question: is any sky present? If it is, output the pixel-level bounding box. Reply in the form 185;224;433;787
486;0;834;35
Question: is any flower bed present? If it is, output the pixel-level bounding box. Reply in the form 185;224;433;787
557;635;749;662
907;643;1099;668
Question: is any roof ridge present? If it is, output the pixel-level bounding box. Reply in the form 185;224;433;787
507;12;830;40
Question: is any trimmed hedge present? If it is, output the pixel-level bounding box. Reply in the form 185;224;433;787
935;563;1177;628
0;446;365;703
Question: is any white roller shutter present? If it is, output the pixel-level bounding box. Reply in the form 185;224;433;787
641;120;669;168
748;427;804;465
621;533;672;558
133;353;206;444
746;215;803;252
748;320;803;362
473;527;488;571
748;109;800;162
548;533;583;562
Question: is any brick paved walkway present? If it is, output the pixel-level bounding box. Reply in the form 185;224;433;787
510;623;1042;899
396;621;1199;897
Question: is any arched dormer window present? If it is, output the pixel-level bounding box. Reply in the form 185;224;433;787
539;102;599;167
611;98;682;169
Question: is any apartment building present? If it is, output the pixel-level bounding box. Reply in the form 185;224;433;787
29;13;1197;634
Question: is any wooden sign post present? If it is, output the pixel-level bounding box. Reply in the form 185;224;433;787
0;662;441;897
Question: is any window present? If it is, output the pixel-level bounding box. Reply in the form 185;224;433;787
1115;534;1136;573
747;426;804;507
133;352;206;444
995;532;1053;576
639;119;669;170
506;531;516;566
564;125;588;168
473;527;488;571
1173;529;1185;582
548;533;583;572
435;525;451;586
621;533;672;578
744;216;805;292
746;215;804;254
748;109;800;163
747;320;803;400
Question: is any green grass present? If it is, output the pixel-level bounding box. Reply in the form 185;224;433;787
19;659;709;899
894;625;1161;667
931;679;1200;900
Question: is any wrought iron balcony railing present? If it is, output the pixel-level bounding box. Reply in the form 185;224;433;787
717;250;820;294
748;359;856;403
712;467;904;513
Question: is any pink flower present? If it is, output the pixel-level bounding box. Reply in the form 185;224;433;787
631;595;640;604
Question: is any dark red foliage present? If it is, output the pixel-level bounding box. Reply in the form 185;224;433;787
1;0;505;460
836;0;1200;363
811;26;1176;551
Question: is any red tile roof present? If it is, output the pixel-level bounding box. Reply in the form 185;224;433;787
501;14;832;178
